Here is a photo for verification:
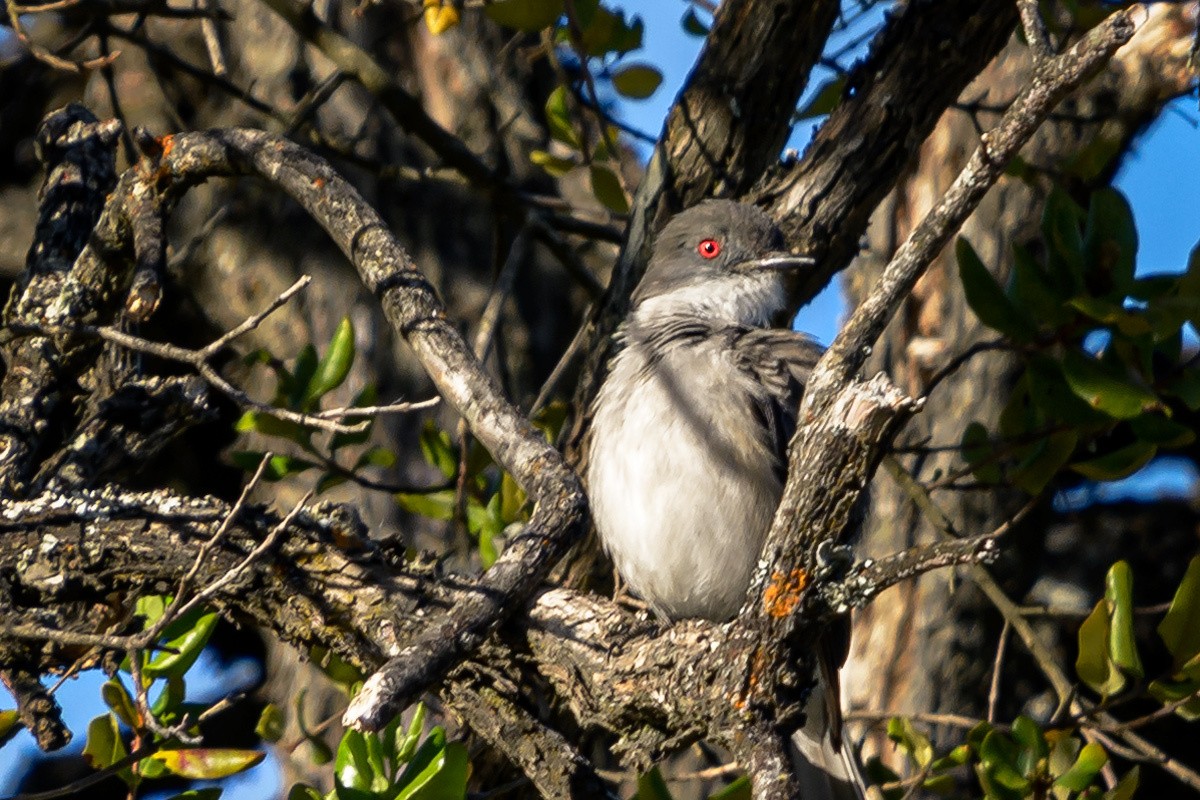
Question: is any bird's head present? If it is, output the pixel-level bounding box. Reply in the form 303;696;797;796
631;199;813;327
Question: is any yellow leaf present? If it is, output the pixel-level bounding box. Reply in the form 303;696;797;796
423;0;460;35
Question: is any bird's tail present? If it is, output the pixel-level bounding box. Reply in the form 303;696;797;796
789;676;868;800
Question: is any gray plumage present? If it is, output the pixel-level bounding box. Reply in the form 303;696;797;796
586;199;866;800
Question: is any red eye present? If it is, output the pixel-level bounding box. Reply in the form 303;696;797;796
698;239;721;259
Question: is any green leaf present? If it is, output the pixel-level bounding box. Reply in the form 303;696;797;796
288;785;324;800
1047;732;1081;781
1010;243;1069;326
336;729;385;797
886;716;933;768
590;164;629;214
611;63;662;99
1042;187;1086;295
143;607;220;680
1084;188;1137;296
1025;356;1105;424
1010;716;1047;777
1159;556;1200;671
1054;742;1107;791
499;472;527;523
392;738;468;800
578;7;642;56
484;0;562;30
236;411;313;446
530;149;577;177
1148;676;1200;721
1105;561;1143;678
960;422;1003;484
1070;441;1157;481
708;775;751;800
83;713;128;771
1010;429;1077;494
395;703;427;763
1166;369;1200;411
635;766;674;800
419;421;458;479
1076;600;1126;697
545;85;581;149
163;790;223;800
681;6;709;35
794;75;846;121
230;452;318;481
151;675;186;720
101;678;138;728
957;238;1032;340
978;730;1031;794
256;703;286;743
285;344;319;409
1060;350;1160;419
149;749;265;779
305;318;355;408
1130;414;1195;446
356;447;397;470
0;709;21;748
1105;767;1140;800
396;489;457;521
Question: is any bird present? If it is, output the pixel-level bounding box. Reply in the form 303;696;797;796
585;199;866;800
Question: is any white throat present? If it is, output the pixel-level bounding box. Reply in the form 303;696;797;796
632;274;786;328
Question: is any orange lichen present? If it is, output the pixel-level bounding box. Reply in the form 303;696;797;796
312;177;326;188
158;134;174;158
761;568;808;618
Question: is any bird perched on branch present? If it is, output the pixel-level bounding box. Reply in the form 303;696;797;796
586;199;866;800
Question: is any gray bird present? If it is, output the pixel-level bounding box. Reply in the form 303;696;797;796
586;199;866;800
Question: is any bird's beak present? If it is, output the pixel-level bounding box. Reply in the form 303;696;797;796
734;252;815;272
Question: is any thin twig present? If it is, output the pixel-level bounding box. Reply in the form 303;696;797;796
1018;0;1055;59
987;621;1011;723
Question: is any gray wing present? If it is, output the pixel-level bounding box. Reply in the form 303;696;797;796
727;327;824;470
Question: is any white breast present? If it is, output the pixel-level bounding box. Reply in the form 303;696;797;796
586;339;782;620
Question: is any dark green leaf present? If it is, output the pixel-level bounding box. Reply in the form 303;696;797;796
1071;441;1157;481
499;472;527;523
286;345;319;409
1130;414;1195;446
1159;556;1200;671
484;0;562;30
978;730;1031;794
235;411;313;446
635;766;674;800
418;421;458;479
1054;742;1107;791
590;165;629;214
1060;350;1160;419
1010;243;1069;326
1042;187;1086;295
288;785;324;800
1084;188;1138;296
1010;716;1047;777
611;63;662;99
1010;429;1077;494
957;238;1032;340
681;7;709;35
708;775;751;800
1166;369;1200;411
